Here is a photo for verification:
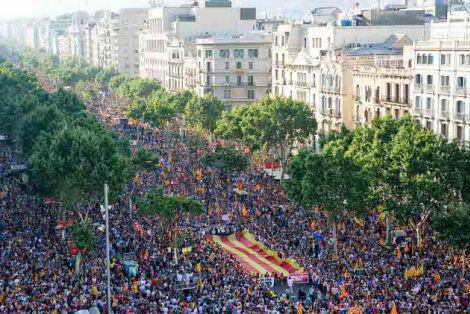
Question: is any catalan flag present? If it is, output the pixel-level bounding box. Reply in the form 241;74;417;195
206;230;298;276
349;306;363;314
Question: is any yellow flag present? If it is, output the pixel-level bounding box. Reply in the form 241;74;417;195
390;302;398;314
241;204;248;217
133;282;138;293
310;219;316;230
196;263;201;273
91;285;99;297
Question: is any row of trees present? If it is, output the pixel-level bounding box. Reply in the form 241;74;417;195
0;47;206;258
0;56;156;253
286;116;469;250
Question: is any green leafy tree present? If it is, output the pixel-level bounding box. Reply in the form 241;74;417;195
217;96;317;182
49;87;85;114
133;148;159;172
432;202;470;250
387;122;465;247
286;148;370;254
201;145;248;172
184;94;225;135
28;123;135;210
18;105;66;155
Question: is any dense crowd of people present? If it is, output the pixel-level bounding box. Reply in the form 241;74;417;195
0;80;469;313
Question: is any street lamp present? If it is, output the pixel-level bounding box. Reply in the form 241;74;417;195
100;184;112;314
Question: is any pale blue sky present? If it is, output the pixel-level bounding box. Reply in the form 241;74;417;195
0;0;361;20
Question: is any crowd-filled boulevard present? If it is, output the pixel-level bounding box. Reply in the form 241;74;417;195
0;52;469;313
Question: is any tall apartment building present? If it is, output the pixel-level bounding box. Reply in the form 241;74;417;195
194;32;272;109
408;39;470;146
55;12;91;60
24;18;54;53
85;9;147;75
352;35;414;127
272;7;429;132
139;0;269;106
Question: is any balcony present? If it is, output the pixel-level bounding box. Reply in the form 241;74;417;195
413;107;422;116
414;84;423;92
319;109;341;118
454;112;467;121
424;84;434;93
455;87;469;96
423;108;433;117
440;111;449;119
321;85;341;94
439;85;451;94
295;81;308;88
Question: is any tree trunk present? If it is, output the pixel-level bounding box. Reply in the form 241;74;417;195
385;212;392;245
332;223;338;255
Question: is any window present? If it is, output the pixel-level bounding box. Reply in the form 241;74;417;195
441;99;448;112
205;49;213;58
441;123;448;137
467;54;470;65
441;54;446;65
417;54;422;64
423;54;428;64
247;90;255;99
224;89;231;99
426;120;432;129
457;125;463;139
234;49;244;58
225;62;229;70
460;54;465;65
456;100;464;113
237;75;241;86
426;97;432;110
415;74;422;84
206;62;211;72
248;75;254;86
457;77;466;88
197;50;201;58
236;61;242;70
415;96;421;108
225;75;230;84
249;62;253;70
440;75;450;86
426;75;433;85
428;54;433;64
248;49;259;58
219;49;230;58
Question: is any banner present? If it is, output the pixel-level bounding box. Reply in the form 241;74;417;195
288;272;309;283
206;230;299;276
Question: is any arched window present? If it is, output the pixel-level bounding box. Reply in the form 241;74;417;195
417;54;422;64
422;54;428;64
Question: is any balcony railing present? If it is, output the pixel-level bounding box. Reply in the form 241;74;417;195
455;87;468;96
295;81;308;87
440;111;449;119
424;84;434;93
381;96;409;105
454;112;467;121
423;108;433;117
413;107;422;115
319;109;341;118
439;85;451;94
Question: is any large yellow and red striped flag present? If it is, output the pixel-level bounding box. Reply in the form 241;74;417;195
206;230;298;276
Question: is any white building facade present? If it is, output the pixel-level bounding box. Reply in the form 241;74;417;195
409;39;470;146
